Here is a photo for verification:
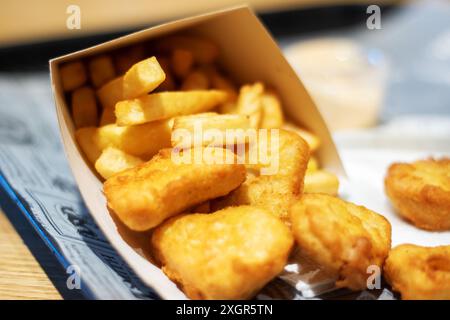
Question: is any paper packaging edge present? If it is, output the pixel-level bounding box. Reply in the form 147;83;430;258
49;5;345;300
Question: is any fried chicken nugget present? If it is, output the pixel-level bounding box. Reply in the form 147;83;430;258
385;158;450;231
212;129;309;222
290;194;392;290
104;147;246;231
384;244;450;300
151;205;294;299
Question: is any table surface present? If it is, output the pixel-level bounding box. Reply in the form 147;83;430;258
0;203;84;300
0;209;61;299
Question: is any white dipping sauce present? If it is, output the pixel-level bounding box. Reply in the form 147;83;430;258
285;38;388;131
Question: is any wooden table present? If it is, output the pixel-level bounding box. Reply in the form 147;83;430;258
0;207;84;300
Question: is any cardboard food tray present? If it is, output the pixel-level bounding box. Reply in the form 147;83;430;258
50;6;344;299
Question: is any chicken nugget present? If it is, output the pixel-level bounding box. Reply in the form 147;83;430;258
290;194;391;290
151;205;294;299
384;244;450;300
104;147;246;231
385;158;450;231
212;129;309;222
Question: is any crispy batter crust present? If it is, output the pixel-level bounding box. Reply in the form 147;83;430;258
104;147;246;231
212;129;310;222
385;158;450;231
151;206;294;300
290;194;392;290
384;244;450;300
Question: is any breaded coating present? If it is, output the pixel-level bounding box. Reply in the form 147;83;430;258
290;194;392;290
104;147;246;231
212;129;309;221
384;244;450;300
385;158;450;231
151;206;294;299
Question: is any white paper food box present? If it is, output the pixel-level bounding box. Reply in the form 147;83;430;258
50;6;344;299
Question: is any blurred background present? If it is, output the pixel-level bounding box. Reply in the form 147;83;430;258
0;0;449;300
1;0;449;130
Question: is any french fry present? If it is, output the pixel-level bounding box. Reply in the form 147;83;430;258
236;82;264;128
96;76;123;109
71;86;98;128
173;112;249;132
155;35;219;64
307;156;319;172
76;119;172;163
95;120;172;160
304;170;339;195
171;112;250;148
122;56;165;98
210;72;238;102
181;69;209;91
218;102;238;114
60;61;87;91
96;57;166;108
114;45;146;74
99;106;115;126
171;49;194;79
95;147;143;179
75;127;102;164
260;90;284;129
88;55;115;88
282;122;321;152
156;56;176;91
115;90;228;125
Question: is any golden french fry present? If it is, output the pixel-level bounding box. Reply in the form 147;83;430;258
155;35;219;64
88;55;115;88
114;45;146;74
76;119;172;163
171;112;250;148
122;56;165;98
282;122;321;152
237;83;264;128
173;112;249;132
210;72;238;102
181;70;209;91
75;127;102;164
60;61;87;91
307;156;319;172
96;76;123;109
171;49;194;79
115;90;228;126
304;170;339;195
100;106;115;126
95;147;144;179
156;56;176;91
71;86;98;128
218;102;238;114
95;120;172;160
96;57;166;108
260;90;284;129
